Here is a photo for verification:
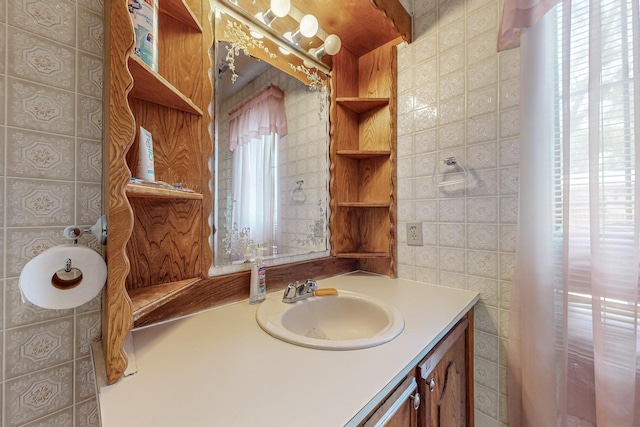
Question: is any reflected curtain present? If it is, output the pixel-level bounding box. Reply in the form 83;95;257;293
508;1;640;426
229;85;287;250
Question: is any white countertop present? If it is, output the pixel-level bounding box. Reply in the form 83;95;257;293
96;272;479;426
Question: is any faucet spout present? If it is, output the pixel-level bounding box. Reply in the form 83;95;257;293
282;279;318;303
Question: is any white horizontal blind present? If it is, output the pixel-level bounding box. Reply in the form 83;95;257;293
551;0;639;423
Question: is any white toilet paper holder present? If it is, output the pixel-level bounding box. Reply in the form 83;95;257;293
63;215;108;245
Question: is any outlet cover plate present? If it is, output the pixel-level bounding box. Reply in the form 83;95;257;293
406;222;423;246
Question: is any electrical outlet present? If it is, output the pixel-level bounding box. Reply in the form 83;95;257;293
406;222;423;246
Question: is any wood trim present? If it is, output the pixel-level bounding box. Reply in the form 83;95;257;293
418;318;469;380
132;257;358;327
465;308;475;427
103;0;135;385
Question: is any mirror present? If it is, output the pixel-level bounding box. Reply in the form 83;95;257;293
210;3;331;273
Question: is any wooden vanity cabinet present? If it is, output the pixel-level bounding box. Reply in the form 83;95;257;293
417;315;473;427
362;376;420;427
360;311;474;427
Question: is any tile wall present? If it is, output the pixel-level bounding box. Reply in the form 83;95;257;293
0;0;103;425
397;0;519;426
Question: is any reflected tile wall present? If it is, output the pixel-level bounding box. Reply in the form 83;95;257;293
398;1;519;426
1;0;103;425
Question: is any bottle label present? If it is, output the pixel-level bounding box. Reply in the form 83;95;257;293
258;266;266;293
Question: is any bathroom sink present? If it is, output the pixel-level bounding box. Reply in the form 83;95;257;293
255;290;404;350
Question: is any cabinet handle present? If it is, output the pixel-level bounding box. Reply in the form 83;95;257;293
428;378;435;392
410;392;420;410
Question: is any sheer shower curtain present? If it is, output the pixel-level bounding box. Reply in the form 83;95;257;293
501;0;640;425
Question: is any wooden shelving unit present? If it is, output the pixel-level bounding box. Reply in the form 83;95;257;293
330;39;398;277
103;0;213;385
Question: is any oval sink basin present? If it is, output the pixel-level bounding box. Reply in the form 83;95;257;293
255;290;404;350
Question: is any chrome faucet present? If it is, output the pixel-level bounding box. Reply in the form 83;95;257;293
282;279;318;303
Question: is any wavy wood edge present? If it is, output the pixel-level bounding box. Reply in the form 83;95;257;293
389;44;398;278
369;0;412;44
103;0;135;385
201;0;214;278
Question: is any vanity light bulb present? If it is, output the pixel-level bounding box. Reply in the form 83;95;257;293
270;0;291;17
324;34;342;55
299;14;319;38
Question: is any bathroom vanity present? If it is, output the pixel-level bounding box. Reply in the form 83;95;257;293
95;273;479;426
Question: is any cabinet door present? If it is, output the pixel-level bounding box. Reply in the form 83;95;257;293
418;318;469;427
363;376;420;427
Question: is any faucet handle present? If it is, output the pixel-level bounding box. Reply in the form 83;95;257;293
304;279;318;292
283;282;299;300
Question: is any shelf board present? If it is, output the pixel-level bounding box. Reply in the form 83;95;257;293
129;278;202;322
336;97;389;114
337;150;391;159
159;0;203;32
126;183;203;200
335;252;390;259
336;202;391;208
128;56;203;115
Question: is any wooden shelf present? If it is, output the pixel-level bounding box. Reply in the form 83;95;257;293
128;278;202;322
336;97;389;113
336;202;391;208
335;252;390;259
337;150;391;159
159;0;203;32
125;183;203;200
128;56;203;115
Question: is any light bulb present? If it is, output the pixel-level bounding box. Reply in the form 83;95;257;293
299;14;319;38
270;0;290;17
324;34;342;55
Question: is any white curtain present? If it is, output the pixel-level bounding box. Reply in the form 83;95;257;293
228;85;286;253
231;134;277;248
508;1;640;426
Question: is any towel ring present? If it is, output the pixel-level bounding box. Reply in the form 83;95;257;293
431;157;469;187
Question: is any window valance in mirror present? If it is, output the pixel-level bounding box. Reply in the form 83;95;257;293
228;84;288;150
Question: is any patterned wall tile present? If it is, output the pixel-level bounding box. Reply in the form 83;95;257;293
438;122;466;149
415;246;438;269
439;20;465;53
75;398;100;427
21;409;74;427
439;223;465;248
415;199;437;222
475;357;499;391
439;96;465;125
76;95;102;140
77;52;103;98
467;169;498;197
468;224;498;251
77;0;104;16
468;58;498;92
438;248;466;273
77;139;101;182
467;113;498;144
467;275;499;307
414;0;437;18
77;8;103;56
499;225;517;252
7;78;75;136
415;129;437;154
468;250;499;279
5;318;74;378
499;48;520;81
438;198;466;222
438;0;465;28
439;70;465;101
499;77;520;109
467;31;496;66
7;28;75;90
467;3;498;40
75;357;96;402
5;278;73;328
0;24;6;74
8;0;76;46
499;196;518;224
76;183;101;224
499;108;520;138
75;311;100;358
439;45;465;77
440;272;467;288
7;178;74;226
499;138;519;166
0;78;5;126
7;128;74;180
468;86;498;117
467;197;498;223
5;363;73;426
5;228;68;277
475;330;500;363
